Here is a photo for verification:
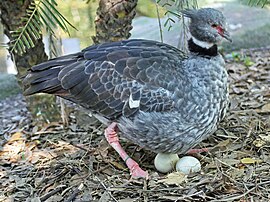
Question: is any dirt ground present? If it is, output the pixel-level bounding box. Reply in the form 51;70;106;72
0;48;270;201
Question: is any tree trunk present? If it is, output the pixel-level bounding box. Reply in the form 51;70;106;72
92;0;138;43
0;0;61;124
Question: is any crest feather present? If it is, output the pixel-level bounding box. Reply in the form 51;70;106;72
180;9;197;19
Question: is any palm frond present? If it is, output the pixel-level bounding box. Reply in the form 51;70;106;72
156;0;197;51
10;0;76;55
245;0;270;7
157;0;197;31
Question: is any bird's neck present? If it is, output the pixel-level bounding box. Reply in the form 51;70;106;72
188;37;218;57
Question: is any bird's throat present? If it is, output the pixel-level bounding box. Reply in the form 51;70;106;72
188;38;218;57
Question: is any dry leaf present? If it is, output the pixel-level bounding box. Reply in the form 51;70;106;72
161;196;180;200
9;132;24;142
30;197;41;202
119;197;137;202
110;161;126;170
231;168;245;179
240;158;263;164
215;139;230;148
30;154;40;164
32;126;39;134
221;158;241;166
158;172;187;186
259;134;270;143
45;195;63;202
253;139;266;147
261;103;270;112
98;191;111;202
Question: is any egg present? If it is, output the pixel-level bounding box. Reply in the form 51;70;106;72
176;156;201;174
154;153;179;173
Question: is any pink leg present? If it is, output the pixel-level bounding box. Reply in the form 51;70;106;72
104;122;148;179
187;148;209;154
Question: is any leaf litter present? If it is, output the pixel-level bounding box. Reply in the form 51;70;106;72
0;49;270;201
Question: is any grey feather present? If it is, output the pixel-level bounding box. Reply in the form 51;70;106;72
22;8;230;154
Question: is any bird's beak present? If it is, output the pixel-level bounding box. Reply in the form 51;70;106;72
222;30;232;42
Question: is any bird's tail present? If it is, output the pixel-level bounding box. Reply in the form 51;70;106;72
23;53;82;96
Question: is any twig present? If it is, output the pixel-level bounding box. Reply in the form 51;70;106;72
34;131;62;135
215;127;239;139
64;183;84;202
91;165;111;175
40;185;66;201
155;0;163;43
71;165;111;181
39;180;58;195
143;180;148;202
95;176;118;202
211;181;270;201
211;187;255;202
107;187;186;192
60;98;69;126
61;186;74;197
215;158;239;170
161;190;205;201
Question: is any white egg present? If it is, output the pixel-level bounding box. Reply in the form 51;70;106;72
176;156;201;174
154;153;179;173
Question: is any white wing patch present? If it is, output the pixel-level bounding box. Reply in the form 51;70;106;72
129;94;140;109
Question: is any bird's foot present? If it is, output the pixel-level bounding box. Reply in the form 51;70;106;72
105;122;148;179
187;148;209;154
126;157;149;179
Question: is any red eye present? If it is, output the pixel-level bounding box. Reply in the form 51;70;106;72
211;24;224;34
217;26;224;33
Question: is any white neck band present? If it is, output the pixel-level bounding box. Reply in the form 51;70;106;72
192;37;214;49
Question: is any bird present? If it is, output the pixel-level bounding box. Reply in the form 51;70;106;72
23;8;231;179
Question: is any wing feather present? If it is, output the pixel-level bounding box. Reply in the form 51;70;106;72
24;39;186;120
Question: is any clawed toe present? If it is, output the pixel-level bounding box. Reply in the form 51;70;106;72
128;159;149;179
130;165;149;179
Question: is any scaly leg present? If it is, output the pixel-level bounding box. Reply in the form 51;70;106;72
187;148;209;154
104;122;148;179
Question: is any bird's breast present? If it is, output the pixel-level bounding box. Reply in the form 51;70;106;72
174;55;229;124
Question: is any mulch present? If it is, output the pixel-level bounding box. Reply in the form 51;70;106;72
0;48;269;202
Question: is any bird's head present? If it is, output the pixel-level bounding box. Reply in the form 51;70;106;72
181;8;232;48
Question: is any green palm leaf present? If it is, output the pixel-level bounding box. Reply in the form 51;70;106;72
10;0;76;55
157;0;198;31
246;0;269;7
